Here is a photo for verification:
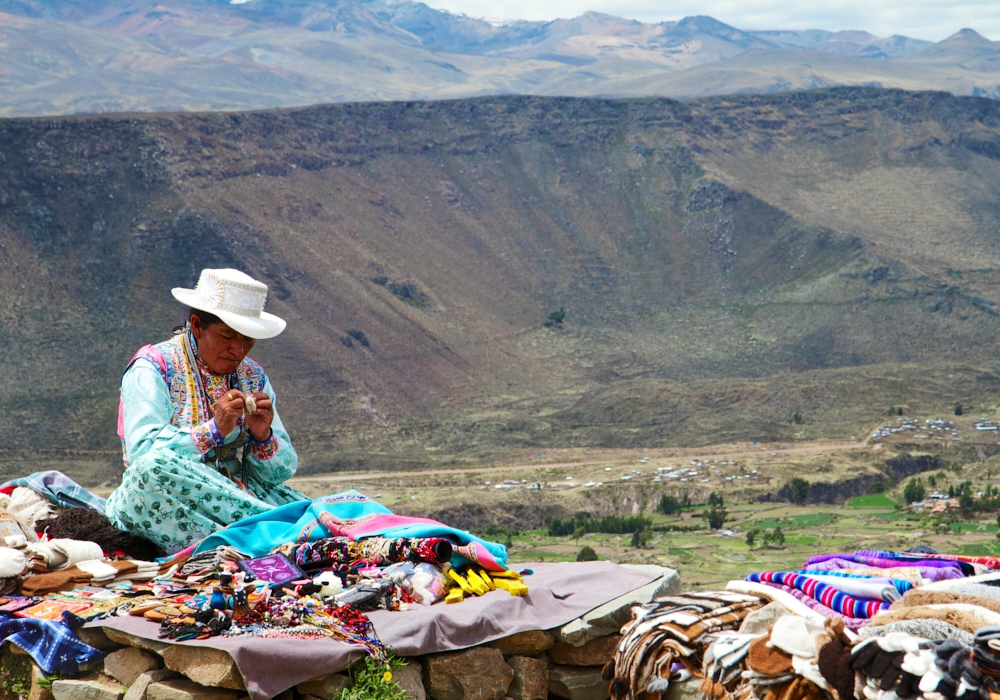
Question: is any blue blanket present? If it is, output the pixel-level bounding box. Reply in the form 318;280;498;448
191;491;508;568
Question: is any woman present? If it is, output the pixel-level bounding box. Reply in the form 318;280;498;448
105;268;307;553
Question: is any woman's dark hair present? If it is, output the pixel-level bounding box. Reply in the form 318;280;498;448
188;307;224;328
173;308;225;335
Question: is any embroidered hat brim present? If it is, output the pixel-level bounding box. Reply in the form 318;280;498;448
172;287;286;340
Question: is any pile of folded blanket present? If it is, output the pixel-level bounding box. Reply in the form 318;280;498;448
610;548;1000;700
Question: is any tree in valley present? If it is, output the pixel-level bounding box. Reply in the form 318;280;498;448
904;477;926;504
788;478;810;505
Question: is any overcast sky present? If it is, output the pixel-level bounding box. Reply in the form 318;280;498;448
420;0;999;42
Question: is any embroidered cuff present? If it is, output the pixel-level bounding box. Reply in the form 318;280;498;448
191;419;224;455
250;430;279;461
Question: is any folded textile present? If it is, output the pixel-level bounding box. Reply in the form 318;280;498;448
0;548;26;579
895;588;1000;615
859;620;975;645
836;567;933;585
5;488;60;528
188;491;508;571
0;512;38;546
18;556;160;596
0;614;104;674
75;560;118;583
725;580;831;628
805;559;963;582
747;572;890;619
19;565;93;595
857;549;1000;572
869;603;1000;634
608;591;764;699
36;508;161;561
794;572;906;601
921;572;1000;590
0;471;106;514
26;539;103;570
759;582;868;631
806;554;968;573
704;632;761;686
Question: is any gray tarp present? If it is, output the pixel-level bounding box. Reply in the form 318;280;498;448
94;561;659;700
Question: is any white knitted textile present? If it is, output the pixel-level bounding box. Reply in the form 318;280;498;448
7;488;59;527
0;548;26;578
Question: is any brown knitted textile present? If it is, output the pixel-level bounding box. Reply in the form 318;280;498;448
747;635;794;676
869;604;1000;633
818;638;855;700
895;589;1000;615
36;508;162;560
765;677;826;700
20;565;92;595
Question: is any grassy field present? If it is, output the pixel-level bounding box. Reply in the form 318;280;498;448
502;501;1000;587
281;426;1000;588
848;494;898;508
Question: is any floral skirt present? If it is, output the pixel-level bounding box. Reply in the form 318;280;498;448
105;449;307;554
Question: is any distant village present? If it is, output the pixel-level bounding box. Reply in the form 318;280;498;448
479;456;763;492
869;415;1000;513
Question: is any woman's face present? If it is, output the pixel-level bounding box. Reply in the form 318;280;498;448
191;316;255;375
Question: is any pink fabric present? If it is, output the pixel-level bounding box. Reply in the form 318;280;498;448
760;582;868;630
803;557;963;582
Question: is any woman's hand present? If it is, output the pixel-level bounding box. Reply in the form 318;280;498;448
214;390;247;437
245;391;274;442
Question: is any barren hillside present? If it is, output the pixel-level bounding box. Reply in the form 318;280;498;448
3;89;1000;483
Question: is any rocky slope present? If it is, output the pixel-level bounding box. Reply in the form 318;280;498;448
3;89;1000;482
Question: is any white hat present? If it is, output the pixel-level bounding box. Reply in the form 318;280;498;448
172;268;286;339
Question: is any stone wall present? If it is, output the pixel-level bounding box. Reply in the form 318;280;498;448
22;566;679;700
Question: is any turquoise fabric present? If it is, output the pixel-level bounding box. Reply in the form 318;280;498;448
192;490;508;568
119;360;297;478
106;448;306;554
106;357;306;554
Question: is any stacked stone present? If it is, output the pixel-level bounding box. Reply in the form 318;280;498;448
23;565;679;700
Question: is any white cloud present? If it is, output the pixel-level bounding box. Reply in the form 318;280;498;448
420;0;1000;42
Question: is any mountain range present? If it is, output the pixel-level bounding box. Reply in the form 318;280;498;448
5;89;1000;483
2;0;1000;116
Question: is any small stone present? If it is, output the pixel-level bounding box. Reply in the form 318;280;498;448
29;663;53;700
294;672;351;700
102;629;170;655
77;628;122;652
487;631;555;656
162;647;244;690
105;648;162;687
146;679;242;700
51;680;124;700
507;657;548;700
124;670;180;700
421;647;514;700
664;678;704;700
392;661;425;700
548;636;620;666
273;690;293;700
548;666;609;700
